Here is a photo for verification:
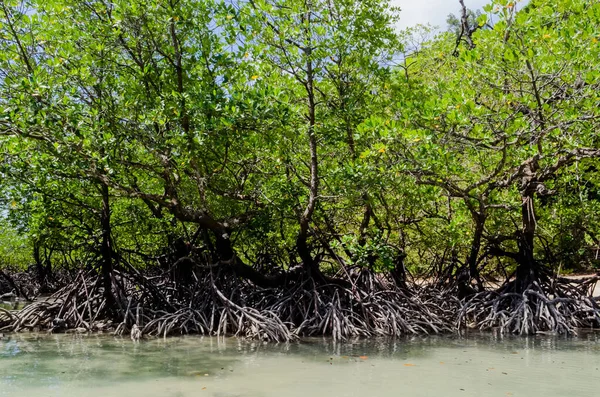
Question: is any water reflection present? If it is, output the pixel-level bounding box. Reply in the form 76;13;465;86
0;300;28;311
1;332;599;397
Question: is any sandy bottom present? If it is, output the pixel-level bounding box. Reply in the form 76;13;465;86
1;334;600;397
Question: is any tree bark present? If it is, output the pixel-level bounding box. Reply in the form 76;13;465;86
515;158;541;290
465;212;485;285
296;6;322;280
33;242;48;293
391;251;408;290
517;188;538;286
100;183;116;312
0;270;28;300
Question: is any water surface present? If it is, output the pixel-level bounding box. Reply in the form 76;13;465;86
0;300;28;311
1;332;599;397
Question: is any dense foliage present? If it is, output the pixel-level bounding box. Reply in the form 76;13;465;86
1;0;600;337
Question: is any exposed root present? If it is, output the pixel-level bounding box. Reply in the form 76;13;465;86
1;271;109;333
6;263;596;340
459;277;600;335
251;271;459;341
1;267;458;341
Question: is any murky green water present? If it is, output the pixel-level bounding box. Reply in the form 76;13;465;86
0;300;27;311
1;332;599;397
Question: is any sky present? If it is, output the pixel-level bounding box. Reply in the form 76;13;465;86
391;0;492;30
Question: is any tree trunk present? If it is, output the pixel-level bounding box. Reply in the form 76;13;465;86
100;183;116;312
33;242;48;293
517;188;538;287
0;270;28;300
295;7;322;280
511;157;542;292
456;215;485;298
465;212;485;287
391;251;408;290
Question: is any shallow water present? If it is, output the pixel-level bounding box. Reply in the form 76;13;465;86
1;332;600;397
0;300;28;311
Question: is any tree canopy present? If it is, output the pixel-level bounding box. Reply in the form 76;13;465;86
1;0;600;338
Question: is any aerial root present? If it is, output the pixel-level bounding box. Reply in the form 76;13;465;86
1;271;101;333
259;272;459;341
1;268;460;341
5;269;596;340
458;278;600;335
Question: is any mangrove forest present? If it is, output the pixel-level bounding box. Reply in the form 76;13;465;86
1;0;600;341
